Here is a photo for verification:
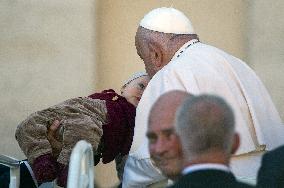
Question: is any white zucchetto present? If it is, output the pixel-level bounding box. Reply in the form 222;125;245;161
139;7;195;34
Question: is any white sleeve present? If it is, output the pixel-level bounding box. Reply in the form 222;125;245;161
122;154;166;188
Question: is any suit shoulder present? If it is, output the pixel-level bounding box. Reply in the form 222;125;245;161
263;145;284;161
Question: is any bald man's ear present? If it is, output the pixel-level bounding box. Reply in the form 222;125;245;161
148;42;163;68
231;133;240;155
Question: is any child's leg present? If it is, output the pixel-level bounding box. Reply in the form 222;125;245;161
56;115;103;187
15;113;53;163
15;113;57;183
32;153;57;183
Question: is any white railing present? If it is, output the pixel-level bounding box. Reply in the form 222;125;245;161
67;140;94;188
0;154;21;188
0;140;94;188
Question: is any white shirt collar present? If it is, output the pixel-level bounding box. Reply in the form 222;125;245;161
171;39;199;61
182;163;230;175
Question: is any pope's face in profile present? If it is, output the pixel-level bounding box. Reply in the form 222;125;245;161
135;28;158;78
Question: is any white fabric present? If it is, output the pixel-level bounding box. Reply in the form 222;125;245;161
231;151;264;185
182;163;230;175
139;7;195;34
122;40;284;187
123;71;148;87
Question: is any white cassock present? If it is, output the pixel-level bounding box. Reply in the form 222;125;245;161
122;39;284;187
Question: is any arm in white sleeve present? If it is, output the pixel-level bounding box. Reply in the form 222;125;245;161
122;155;166;188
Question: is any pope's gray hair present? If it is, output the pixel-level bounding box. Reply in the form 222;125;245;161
175;94;235;159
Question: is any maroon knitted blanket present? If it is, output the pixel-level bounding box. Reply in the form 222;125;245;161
88;89;136;163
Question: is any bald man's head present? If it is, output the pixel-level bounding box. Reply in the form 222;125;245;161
147;90;193;180
148;90;191;126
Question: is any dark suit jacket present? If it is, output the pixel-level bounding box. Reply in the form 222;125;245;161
257;146;284;188
168;169;254;188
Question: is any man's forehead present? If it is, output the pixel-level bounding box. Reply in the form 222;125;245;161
148;102;178;130
148;117;175;133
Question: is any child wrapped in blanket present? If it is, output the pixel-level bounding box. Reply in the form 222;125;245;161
15;72;150;187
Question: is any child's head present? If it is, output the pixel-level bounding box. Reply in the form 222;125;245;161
121;72;150;107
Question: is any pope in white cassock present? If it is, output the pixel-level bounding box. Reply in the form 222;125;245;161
122;7;284;187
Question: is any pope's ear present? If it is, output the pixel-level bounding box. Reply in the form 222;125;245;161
148;42;163;68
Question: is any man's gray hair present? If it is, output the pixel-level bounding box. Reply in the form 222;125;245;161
175;94;235;158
